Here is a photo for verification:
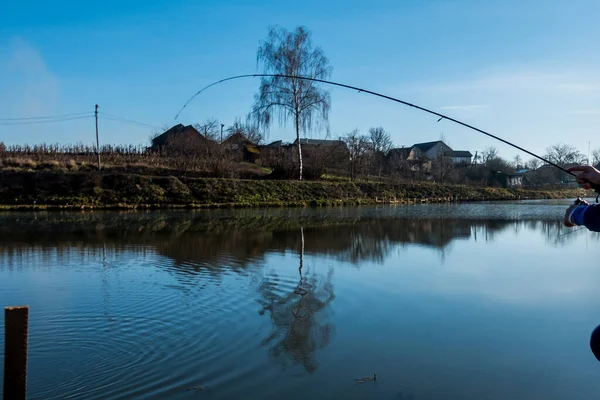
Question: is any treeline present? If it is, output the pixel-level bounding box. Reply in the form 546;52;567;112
1;134;598;186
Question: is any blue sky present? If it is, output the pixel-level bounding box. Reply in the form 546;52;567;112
1;0;599;161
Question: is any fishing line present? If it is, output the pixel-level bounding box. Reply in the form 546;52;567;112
174;73;576;177
556;226;586;238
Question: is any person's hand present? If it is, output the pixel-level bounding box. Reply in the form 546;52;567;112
568;165;600;189
564;203;578;227
564;198;589;227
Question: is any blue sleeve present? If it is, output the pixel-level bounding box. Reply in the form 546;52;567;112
583;204;600;232
571;206;588;226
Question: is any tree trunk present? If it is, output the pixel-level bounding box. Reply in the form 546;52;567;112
295;113;303;180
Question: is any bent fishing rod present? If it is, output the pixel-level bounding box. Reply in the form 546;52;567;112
175;73;599;193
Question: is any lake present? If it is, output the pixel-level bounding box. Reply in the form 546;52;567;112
1;200;599;399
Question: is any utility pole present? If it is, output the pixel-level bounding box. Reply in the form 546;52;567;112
220;123;224;144
95;104;101;170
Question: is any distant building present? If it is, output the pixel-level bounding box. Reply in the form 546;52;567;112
387;146;423;161
222;132;260;163
450;150;473;165
292;138;350;173
264;140;284;147
388;140;472;165
412;141;453;160
506;173;523;188
150;124;215;155
487;171;524;188
293;138;348;148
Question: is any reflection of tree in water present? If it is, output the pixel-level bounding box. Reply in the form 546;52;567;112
1;212;597;273
257;228;335;374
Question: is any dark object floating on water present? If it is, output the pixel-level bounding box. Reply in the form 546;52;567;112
186;386;205;392
591;325;600;362
355;373;377;384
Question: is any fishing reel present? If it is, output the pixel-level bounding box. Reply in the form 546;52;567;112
573;179;600;205
574;197;590;206
589;183;600;203
577;179;600;203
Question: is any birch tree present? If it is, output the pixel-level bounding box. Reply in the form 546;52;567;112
251;26;332;180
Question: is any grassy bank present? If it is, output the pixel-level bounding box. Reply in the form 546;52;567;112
0;171;588;210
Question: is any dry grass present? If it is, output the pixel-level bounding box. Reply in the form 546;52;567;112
0;153;269;179
0;142;269;179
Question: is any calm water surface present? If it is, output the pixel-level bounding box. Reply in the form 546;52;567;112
1;200;599;399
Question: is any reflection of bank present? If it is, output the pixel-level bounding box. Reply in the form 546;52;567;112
0;215;591;273
257;227;335;374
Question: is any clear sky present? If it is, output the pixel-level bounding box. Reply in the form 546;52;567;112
1;0;598;161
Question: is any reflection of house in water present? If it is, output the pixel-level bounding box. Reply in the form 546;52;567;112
0;213;586;274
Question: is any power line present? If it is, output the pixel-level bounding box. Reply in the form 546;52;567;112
0;112;92;122
99;112;159;129
0;115;93;126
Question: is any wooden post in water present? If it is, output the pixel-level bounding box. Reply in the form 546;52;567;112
3;306;29;400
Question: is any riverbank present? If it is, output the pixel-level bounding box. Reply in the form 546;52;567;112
0;171;589;210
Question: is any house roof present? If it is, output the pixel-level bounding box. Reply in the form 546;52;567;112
412;141;445;152
223;132;253;145
451;150;473;157
294;138;346;147
151;124;203;146
388;147;412;159
265;140;284;147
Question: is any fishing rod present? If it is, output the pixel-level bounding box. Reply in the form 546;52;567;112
175;73;599;193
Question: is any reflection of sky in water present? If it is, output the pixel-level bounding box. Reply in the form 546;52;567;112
365;225;599;305
0;204;599;399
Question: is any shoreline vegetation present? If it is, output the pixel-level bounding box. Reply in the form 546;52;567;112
0;171;589;211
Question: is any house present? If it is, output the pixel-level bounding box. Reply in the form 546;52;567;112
264;140;284;147
388;140;472;166
451;150;473;165
412;140;453;160
150;124;215;155
223;132;251;149
387;146;423;161
222;132;260;163
293;138;347;148
524;163;582;186
487;171;524;188
387;147;430;175
292;138;350;172
506;173;523;187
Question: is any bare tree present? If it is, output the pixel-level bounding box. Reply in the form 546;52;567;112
226;117;264;144
544;143;585;167
592;148;600;166
432;151;454;184
368;127;393;154
342;129;369;180
193;118;220;141
251;26;332;180
513;154;523;170
527;158;541;170
367;127;393;179
481;146;499;165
